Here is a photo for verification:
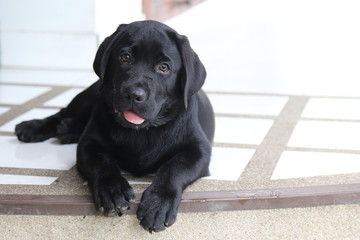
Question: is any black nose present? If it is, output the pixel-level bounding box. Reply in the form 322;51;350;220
127;87;146;103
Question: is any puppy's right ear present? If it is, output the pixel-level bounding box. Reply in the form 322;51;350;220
93;24;127;82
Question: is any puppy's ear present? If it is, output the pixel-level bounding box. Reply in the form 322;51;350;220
176;35;207;109
93;24;127;82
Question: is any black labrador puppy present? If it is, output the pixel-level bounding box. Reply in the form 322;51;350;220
15;20;215;232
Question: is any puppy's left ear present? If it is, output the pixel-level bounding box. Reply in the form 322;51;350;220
93;24;127;83
175;34;207;109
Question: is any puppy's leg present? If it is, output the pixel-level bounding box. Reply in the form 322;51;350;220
136;143;211;232
15;81;100;143
77;140;136;216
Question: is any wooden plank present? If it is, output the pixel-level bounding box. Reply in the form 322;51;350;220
1;183;360;216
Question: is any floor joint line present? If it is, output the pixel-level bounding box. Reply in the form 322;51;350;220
239;96;310;182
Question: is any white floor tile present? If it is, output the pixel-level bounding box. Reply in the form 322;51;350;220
0;174;57;185
0;85;51;105
288;120;360;150
214;117;273;145
0;107;10;115
0;136;76;170
0;108;58;132
302;98;360;120
272;151;360;179
0;69;93;87
204;147;255;181
43;88;84;107
304;78;360;98
203;74;308;96
83;180;152;185
128;181;151;185
209;94;288;116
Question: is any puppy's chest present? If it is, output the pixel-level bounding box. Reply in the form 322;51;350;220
109;129;180;173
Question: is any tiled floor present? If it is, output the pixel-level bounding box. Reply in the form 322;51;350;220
0;85;51;105
43;88;84;107
302;98;360;120
0;71;277;185
0;136;76;171
0;174;57;185
214;117;274;145
0;108;59;132
288;120;360;150
208;94;288;116
272;151;360;180
0;107;10;115
205;147;255;181
1;70;360;192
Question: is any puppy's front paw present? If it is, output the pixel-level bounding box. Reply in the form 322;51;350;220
92;178;136;217
15;119;56;142
137;185;181;233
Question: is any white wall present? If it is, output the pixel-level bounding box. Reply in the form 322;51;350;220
0;0;95;32
0;0;144;70
95;0;145;42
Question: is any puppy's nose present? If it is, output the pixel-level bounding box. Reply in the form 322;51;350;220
127;88;146;103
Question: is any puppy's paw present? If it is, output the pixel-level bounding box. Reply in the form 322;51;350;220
15;119;56;142
92;178;136;217
137;185;181;233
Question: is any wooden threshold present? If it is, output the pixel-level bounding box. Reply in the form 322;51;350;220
1;183;360;216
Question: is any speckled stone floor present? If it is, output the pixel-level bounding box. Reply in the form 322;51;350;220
1;204;360;239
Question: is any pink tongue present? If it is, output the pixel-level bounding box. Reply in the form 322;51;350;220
123;111;145;125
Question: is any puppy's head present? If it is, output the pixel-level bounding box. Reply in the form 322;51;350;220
93;20;206;129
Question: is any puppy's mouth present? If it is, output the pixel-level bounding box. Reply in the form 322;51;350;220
114;109;146;128
123;111;145;125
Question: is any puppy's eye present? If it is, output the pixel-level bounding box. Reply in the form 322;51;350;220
120;53;132;63
157;63;170;73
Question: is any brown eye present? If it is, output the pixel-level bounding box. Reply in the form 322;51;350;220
158;63;170;73
120;53;131;63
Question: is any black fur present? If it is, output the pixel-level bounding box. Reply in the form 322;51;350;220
15;20;215;232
